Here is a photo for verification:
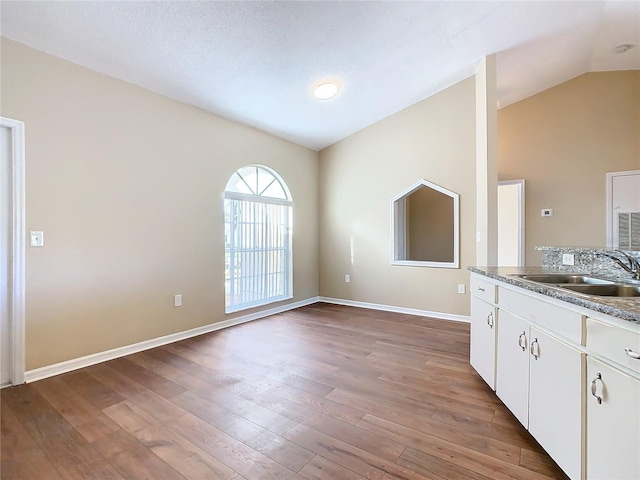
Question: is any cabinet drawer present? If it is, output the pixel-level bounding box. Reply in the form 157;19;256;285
499;287;583;344
470;275;496;303
587;318;640;375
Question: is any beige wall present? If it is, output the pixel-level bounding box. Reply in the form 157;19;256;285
1;39;319;370
498;71;640;265
319;78;476;316
407;187;454;262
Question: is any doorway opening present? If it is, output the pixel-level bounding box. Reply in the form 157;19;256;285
1;116;25;387
497;180;525;266
606;170;640;249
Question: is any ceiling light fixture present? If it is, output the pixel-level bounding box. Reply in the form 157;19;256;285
313;82;339;100
614;44;633;53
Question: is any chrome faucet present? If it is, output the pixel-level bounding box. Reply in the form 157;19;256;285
597;250;640;280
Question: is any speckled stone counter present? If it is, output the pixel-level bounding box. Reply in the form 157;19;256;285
536;246;640;282
469;266;640;324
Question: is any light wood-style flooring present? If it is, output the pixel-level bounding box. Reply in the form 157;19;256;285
1;303;569;479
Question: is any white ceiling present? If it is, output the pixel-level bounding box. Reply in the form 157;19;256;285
1;1;638;151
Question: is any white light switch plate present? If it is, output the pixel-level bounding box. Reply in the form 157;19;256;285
30;231;44;247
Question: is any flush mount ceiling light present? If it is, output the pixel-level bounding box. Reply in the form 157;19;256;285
313;82;339;100
614;44;633;53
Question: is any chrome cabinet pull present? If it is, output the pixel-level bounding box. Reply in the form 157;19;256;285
486;312;494;329
477;287;486;292
530;338;539;360
518;331;527;351
625;348;640;360
591;372;603;404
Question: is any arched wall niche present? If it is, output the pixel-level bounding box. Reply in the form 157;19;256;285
391;179;460;268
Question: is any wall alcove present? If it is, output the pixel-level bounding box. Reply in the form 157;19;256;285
391;179;460;268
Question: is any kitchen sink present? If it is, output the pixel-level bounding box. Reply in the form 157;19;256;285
514;274;614;285
560;284;640;297
510;273;640;297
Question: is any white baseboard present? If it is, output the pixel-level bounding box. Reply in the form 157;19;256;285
318;296;470;323
24;296;320;384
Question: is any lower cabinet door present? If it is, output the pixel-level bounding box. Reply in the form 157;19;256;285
496;310;530;428
586;357;640;480
470;295;496;389
529;327;584;480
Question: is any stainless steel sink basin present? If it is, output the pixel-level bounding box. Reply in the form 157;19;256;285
515;274;614;285
560;284;640;297
510;273;640;297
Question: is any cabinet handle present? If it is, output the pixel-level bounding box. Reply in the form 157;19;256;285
625;347;640;360
590;372;603;405
477;287;486;292
530;338;539;360
518;331;527;351
486;312;494;329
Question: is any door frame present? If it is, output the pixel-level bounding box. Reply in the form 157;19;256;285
497;179;525;266
1;116;26;386
606;170;640;248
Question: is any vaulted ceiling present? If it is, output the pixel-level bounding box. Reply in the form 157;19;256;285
1;1;638;150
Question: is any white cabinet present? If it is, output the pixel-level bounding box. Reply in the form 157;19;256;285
470;271;640;480
470;294;497;389
496;312;583;480
528;327;583;480
586;357;640;480
585;317;640;480
496;309;530;427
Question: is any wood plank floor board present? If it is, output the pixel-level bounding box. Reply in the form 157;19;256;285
102;401;237;480
57;370;126;411
167;412;305;479
32;377;121;443
125;351;190;381
283;423;430;480
396;445;495;480
356;413;522;466
0;447;67;480
171;390;284;450
92;428;185;480
298;454;369;480
1;400;41;463
0;303;568;479
106;357;187;399
170;372;299;436
84;363;188;424
430;406;538;449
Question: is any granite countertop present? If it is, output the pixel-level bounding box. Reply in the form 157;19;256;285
469;266;640;324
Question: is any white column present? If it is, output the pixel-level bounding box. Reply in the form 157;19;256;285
476;55;498;266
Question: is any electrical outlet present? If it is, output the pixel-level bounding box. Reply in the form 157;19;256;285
345;274;350;283
457;284;466;294
562;253;575;266
174;294;182;307
541;209;553;217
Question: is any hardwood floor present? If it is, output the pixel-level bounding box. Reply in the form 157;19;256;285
1;303;569;479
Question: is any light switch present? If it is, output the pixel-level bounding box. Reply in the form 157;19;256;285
30;231;44;247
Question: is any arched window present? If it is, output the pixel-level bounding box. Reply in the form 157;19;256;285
224;165;293;313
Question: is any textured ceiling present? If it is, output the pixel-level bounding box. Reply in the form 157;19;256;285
1;1;639;151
